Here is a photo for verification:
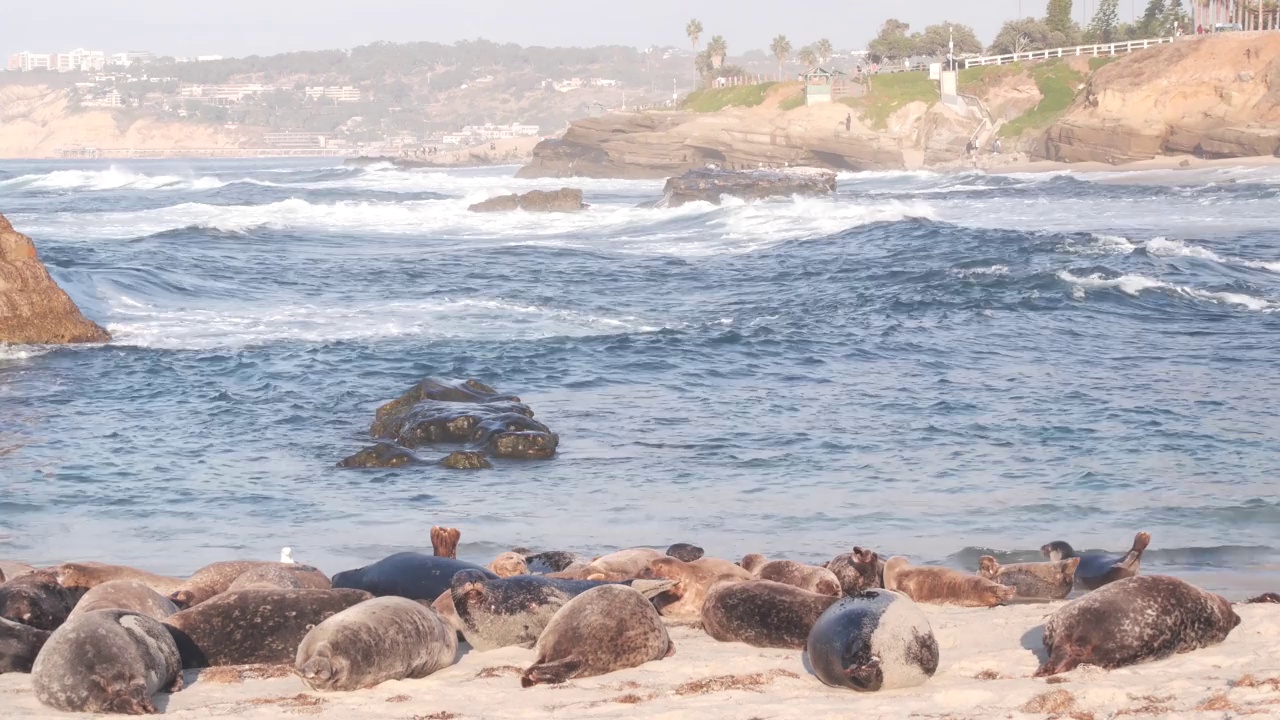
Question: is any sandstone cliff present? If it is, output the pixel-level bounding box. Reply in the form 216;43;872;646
0;213;110;345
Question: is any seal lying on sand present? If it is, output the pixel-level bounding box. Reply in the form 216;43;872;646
807;589;938;692
883;557;1014;608
228;565;314;591
487;552;528;578
165;588;372;668
0;562;36;582
296;596;457;692
827;547;884;595
666;543;704;562
741;555;841;596
444;570;675;651
521;584;673;687
32;609;182;714
978;556;1080;600
333;552;496;601
1041;531;1150;591
522;550;587;575
170;561;330;608
0;617;50;674
69;580;178;621
1036;575;1239;677
580;548;666;579
53;562;184;597
0;571;77;631
702;579;838;649
637;557;753;620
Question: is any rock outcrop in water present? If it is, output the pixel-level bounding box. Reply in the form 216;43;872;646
0;212;110;345
468;188;586;213
338;379;558;468
661;167;837;207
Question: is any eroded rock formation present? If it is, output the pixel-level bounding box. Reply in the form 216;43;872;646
0;212;109;345
661;167;836;207
468;188;586;213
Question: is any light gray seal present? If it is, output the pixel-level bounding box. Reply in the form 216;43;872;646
741;555;841;596
69;579;179;621
978;556;1080;600
32;609;182;714
521;584;674;687
806;589;939;692
0;617;50;674
702;579;838;649
1041;531;1150;591
826;547;885;595
295;596;457;691
1036;575;1240;677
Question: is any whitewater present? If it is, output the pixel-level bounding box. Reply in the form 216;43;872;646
1;158;1278;596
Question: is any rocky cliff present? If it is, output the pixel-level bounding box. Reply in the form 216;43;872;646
0;213;110;345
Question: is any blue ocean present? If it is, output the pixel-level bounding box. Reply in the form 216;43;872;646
1;159;1277;597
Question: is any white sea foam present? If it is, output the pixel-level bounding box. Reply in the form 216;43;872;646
951;265;1010;278
0;344;51;361
1057;270;1273;311
0;167;234;192
1145;237;1280;273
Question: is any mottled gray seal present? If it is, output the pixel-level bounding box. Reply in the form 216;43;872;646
636;556;753;620
295;596;457;691
69;579;179;621
488;552;528;578
53;562;185;597
1041;531;1151;591
665;543;704;562
883;557;1014;607
522;550;587;575
227;564;311;591
0;617;50;674
521;584;674;687
978;556;1080;600
32;609;182;714
702;579;838;649
806;590;939;692
445;570;676;651
1036;575;1240;677
164;588;373;668
0;571;76;631
332;552;496;601
741;555;841;596
827;547;885;595
170;561;330;608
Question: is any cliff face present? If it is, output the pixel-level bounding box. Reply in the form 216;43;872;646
0;213;110;345
1040;33;1280;163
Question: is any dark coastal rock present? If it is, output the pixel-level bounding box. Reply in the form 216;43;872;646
441;451;492;469
468;188;586;213
661;167;837;208
337;442;419;468
488;431;558;460
374;400;545;448
373;378;519;429
0;212;110;345
1247;592;1280;604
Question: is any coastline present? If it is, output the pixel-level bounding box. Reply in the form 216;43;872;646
1;603;1276;719
979;152;1280;175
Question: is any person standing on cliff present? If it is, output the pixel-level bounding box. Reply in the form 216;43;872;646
845;113;851;131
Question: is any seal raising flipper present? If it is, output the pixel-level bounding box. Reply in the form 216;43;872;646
432;527;461;559
1041;532;1151;591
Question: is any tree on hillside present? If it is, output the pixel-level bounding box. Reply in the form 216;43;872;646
1161;1;1191;34
815;38;834;64
707;35;728;69
868;19;917;62
915;22;984;57
799;46;817;68
1046;0;1077;36
1087;0;1121;41
1141;0;1167;34
987;17;1070;53
686;19;703;51
770;35;793;79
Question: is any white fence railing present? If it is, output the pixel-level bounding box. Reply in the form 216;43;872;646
963;37;1176;68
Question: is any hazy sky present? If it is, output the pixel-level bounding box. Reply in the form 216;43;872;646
3;0;1156;58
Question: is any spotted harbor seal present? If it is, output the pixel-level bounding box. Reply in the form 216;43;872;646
742;555;841;596
444;570;676;651
978;556;1080;600
827;547;885;595
164;588;372;668
0;571;76;631
637;556;753;620
69;580;179;621
1041;531;1151;591
665;543;704;562
520;584;674;687
883;557;1014;608
488;552;528;578
806;589;939;692
1035;575;1239;677
0;617;50;674
522;550;587;575
32;609;182;714
332;552;496;601
227;564;313;591
170;561;330;608
53;562;185;597
295;596;457;692
702;579;839;649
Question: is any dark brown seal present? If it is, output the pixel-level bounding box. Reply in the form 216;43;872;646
295;596;457;692
741;555;840;596
170;561;330;608
0;616;50;674
164;588;372;668
978;556;1080;600
1036;575;1240;677
665;543;704;562
702;579;838;649
1247;592;1280;603
636;556;753;620
53;562;185;597
521;584;673;687
1041;531;1150;591
827;547;885;595
883;557;1014;608
0;570;76;631
69;579;179;621
32;609;182;714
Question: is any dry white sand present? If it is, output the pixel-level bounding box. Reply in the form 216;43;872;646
1;602;1276;720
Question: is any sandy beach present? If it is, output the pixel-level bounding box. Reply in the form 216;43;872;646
1;602;1275;720
975;152;1280;175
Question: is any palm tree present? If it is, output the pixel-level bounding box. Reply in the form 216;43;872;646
707;35;728;69
799;46;818;68
815;38;834;64
770;35;792;80
686;19;703;51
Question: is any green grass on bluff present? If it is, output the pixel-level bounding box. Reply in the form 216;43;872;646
841;71;939;130
682;83;778;112
999;59;1085;138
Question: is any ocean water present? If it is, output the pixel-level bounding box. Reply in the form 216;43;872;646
1;159;1278;598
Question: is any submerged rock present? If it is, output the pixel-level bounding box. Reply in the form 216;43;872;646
337;443;418;469
441;451;492;470
468;188;586;213
661;167;837;207
0;212;110;345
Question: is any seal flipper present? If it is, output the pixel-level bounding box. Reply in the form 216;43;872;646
520;656;584;687
842;656;884;691
1116;532;1150;573
1034;646;1086;678
431;527;461;559
627;579;678;600
101;681;156;715
167;673;185;693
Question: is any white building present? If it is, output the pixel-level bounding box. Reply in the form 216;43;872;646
14;52;53;71
82;90;123;108
305;86;362;102
55;49;106;73
109;51;155;67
